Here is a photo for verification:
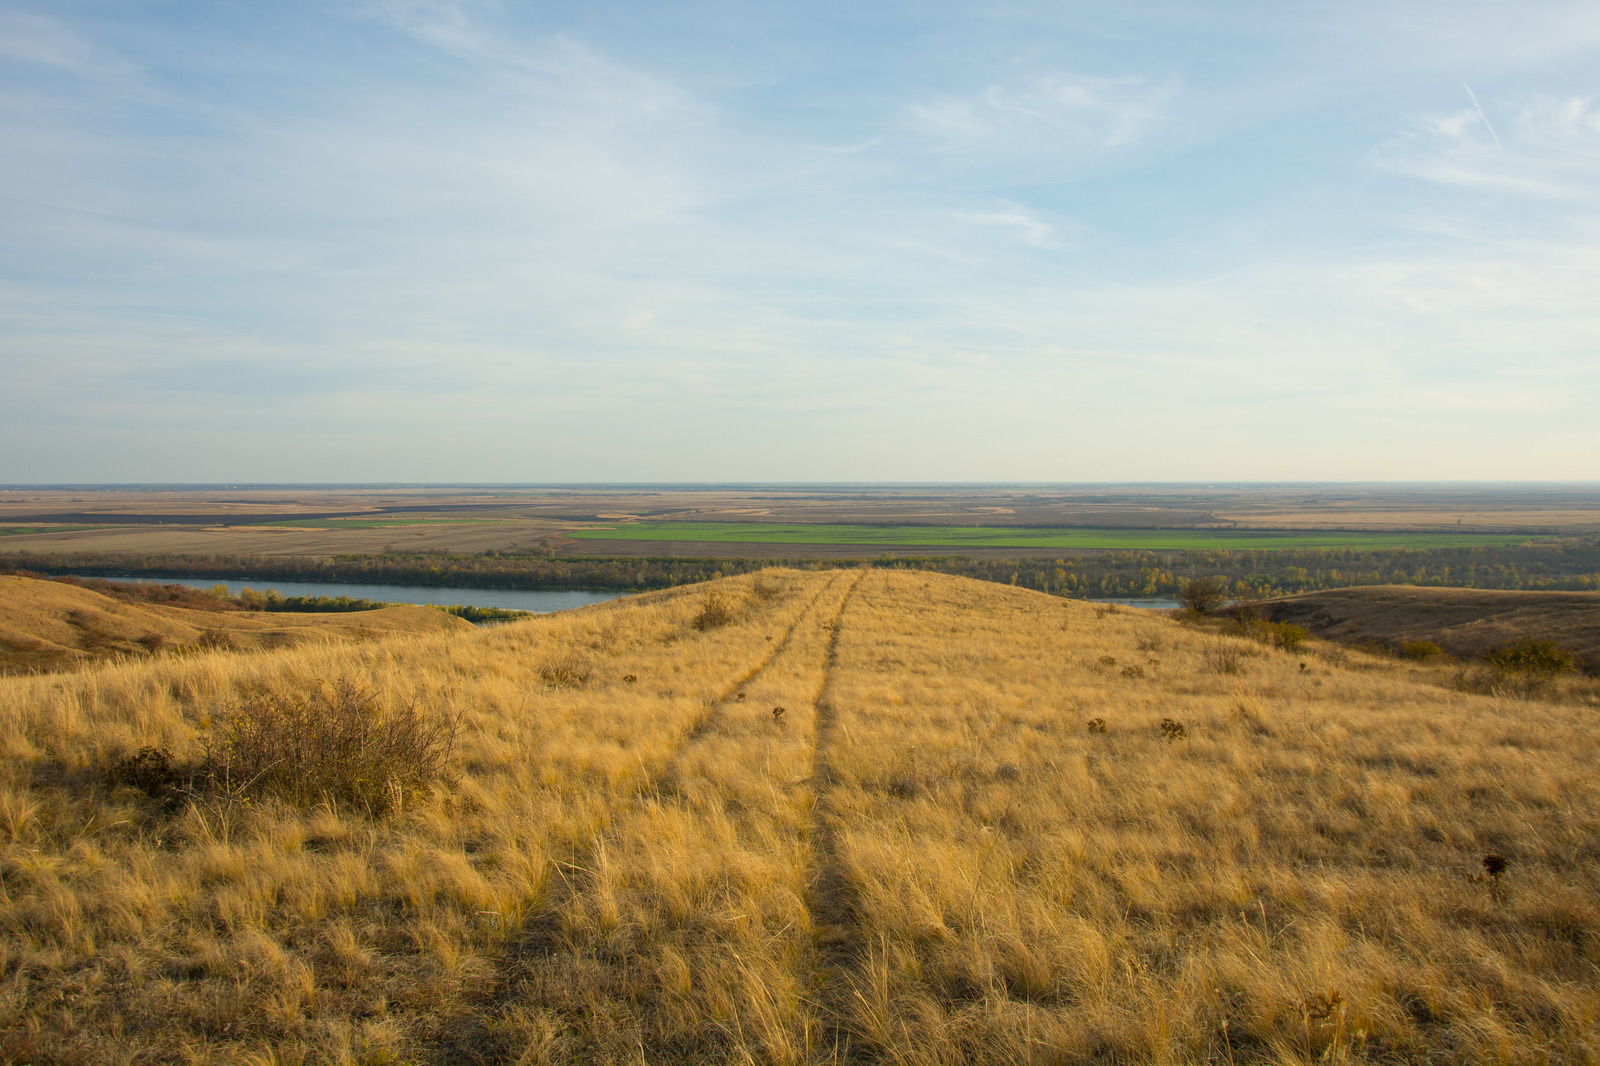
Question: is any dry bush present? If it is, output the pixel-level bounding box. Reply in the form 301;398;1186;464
691;590;735;630
198;628;235;650
204;678;457;815
539;654;593;687
1204;639;1247;675
1180;574;1230;615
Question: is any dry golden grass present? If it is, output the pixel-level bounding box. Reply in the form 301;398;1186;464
1;569;1596;1064
0;575;473;674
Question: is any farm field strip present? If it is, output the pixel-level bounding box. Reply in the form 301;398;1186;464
568;521;1542;551
245;518;507;530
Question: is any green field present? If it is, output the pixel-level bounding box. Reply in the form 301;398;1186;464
568;522;1543;551
0;526;106;537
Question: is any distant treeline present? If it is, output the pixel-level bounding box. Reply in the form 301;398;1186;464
7;539;1599;599
913;539;1600;598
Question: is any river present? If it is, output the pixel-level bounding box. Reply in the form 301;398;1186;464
101;575;631;613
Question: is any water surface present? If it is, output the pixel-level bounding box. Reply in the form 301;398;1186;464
99;575;631;613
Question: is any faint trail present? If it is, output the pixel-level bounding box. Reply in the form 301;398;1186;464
685;571;849;743
803;570;872;1062
427;572;850;1064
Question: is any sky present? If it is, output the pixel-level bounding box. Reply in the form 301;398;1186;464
2;0;1598;483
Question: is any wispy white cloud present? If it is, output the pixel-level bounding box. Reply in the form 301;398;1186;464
952;206;1062;249
911;72;1172;148
1378;92;1600;204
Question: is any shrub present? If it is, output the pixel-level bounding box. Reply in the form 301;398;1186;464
539;656;592;687
1160;718;1188;741
1180;576;1229;616
202;679;457;815
1270;623;1309;653
106;746;187;803
1398;639;1445;661
1485;639;1574;675
197;629;235;651
692;591;735;631
1205;641;1246;675
1086;717;1108;734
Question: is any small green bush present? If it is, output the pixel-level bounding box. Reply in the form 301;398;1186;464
1270;622;1309;653
1398;639;1445;661
1485;639;1574;675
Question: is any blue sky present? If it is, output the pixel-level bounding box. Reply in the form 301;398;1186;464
2;0;1598;481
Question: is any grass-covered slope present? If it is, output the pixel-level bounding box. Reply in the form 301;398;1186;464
1256;584;1600;672
0;574;472;674
1;570;1596;1064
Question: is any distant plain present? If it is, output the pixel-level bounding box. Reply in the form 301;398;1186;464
2;484;1595;559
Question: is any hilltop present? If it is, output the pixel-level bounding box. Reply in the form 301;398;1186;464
1;569;1596;1064
0;573;471;674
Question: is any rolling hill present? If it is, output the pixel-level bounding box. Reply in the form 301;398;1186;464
0;574;472;674
1254;584;1600;671
1;569;1595;1064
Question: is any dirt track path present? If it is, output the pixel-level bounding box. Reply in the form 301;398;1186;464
434;570;862;1064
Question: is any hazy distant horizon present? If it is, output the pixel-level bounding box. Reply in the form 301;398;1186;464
5;481;1598;491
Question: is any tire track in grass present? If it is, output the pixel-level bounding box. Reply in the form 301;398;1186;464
684;571;848;743
429;571;850;1063
804;570;873;1063
616;568;863;1062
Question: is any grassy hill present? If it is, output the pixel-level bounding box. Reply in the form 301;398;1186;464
1;570;1596;1064
1254;584;1600;672
0;574;473;675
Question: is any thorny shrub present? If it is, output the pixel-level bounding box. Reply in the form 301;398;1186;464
203;678;458;816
